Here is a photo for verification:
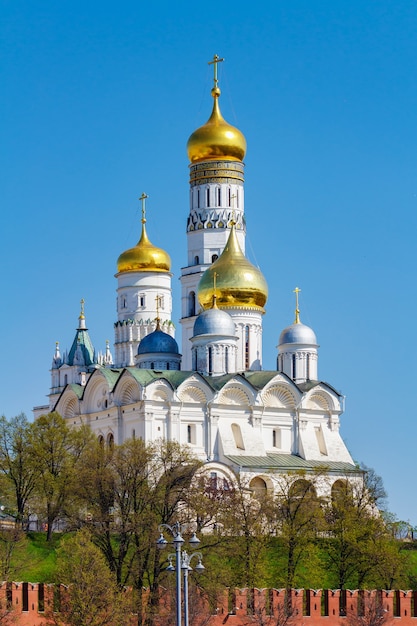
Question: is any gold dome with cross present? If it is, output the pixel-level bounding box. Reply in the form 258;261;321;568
187;55;247;164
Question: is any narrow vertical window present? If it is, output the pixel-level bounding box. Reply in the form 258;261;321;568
228;187;231;206
197;189;200;208
236;188;239;207
225;346;229;374
208;347;213;375
187;425;192;444
206;188;210;207
245;325;250;370
272;429;276;447
188;291;196;316
217;187;221;206
292;354;296;379
306;354;310;380
193;349;197;371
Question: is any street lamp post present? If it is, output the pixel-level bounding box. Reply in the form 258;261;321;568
157;523;204;626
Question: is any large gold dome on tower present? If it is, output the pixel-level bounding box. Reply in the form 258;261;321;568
198;224;268;311
117;217;171;274
187;63;246;165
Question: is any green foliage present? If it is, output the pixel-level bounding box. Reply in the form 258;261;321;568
44;528;129;626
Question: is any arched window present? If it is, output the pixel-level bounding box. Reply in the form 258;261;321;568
64;374;68;385
249;476;267;496
245;325;250;370
211;254;218;262
188;291;196;316
98;435;104;448
231;423;245;450
194;255;199;265
151;362;155;369
107;433;114;450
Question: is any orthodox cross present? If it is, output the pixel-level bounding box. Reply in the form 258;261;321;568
293;287;301;324
80;298;85;317
139;192;148;223
212;272;218;308
208;54;224;89
155;294;162;329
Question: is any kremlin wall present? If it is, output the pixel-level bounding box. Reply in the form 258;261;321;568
2;585;417;625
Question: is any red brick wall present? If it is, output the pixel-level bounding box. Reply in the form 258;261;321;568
1;584;416;626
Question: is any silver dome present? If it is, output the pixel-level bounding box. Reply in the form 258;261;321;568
193;307;236;337
138;329;179;355
278;323;317;346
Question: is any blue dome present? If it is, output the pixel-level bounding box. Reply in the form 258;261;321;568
278;323;317;346
193;307;236;337
138;329;179;355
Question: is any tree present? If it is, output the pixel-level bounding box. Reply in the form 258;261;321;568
45;528;129;626
28;412;93;541
322;468;397;591
271;471;326;590
0;414;39;526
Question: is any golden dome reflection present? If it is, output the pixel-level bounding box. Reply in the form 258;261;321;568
197;224;268;311
117;220;171;274
187;86;247;164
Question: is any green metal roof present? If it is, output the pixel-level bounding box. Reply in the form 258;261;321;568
67;329;96;366
226;453;359;474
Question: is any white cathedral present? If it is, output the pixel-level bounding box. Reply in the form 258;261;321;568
34;57;358;497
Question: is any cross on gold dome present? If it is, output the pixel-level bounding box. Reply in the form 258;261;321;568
293;287;301;324
212;272;218;308
139;192;148;223
155;294;162;329
208;54;224;90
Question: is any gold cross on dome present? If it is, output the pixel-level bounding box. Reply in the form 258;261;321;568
293;287;301;324
208;54;224;88
139;192;148;223
80;298;85;318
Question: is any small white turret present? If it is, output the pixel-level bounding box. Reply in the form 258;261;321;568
277;288;319;383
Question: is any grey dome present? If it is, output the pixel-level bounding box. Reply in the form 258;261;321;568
278;323;317;346
138;329;179;355
193;307;235;337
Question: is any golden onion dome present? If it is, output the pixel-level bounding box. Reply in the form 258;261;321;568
187;85;247;164
117;218;171;274
198;224;268;311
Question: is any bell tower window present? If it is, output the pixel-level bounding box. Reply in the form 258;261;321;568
245;325;250;370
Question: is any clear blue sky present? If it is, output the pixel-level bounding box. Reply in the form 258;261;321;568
1;1;416;524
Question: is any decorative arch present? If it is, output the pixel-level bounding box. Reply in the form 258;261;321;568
249;476;268;495
107;432;114;450
82;375;111;413
116;379;141;405
331;479;352;503
306;392;331;411
146;381;172;403
262;385;296;409
218;385;252;406
60;396;79;420
289;478;317;500
178;385;208;404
